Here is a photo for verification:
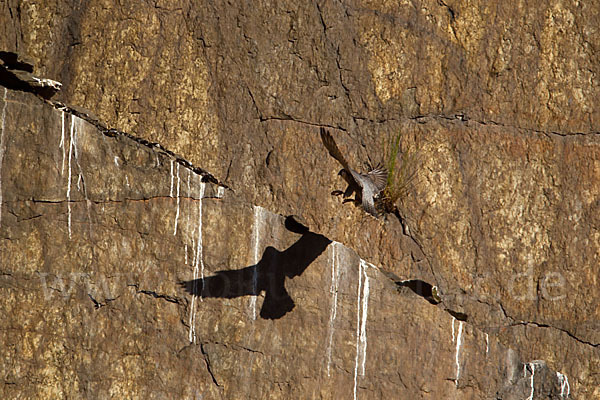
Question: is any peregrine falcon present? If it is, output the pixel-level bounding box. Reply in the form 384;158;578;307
320;127;388;216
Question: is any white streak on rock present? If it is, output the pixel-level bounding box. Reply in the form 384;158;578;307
188;181;206;343
173;164;181;235
72;118;80;160
191;234;196;267
113;156;119;167
526;362;536;400
353;259;363;400
196;180;206;280
67;116;74;238
485;333;489;355
31;76;62;90
249;205;264;320
184;244;188;265
364;260;379;271
60;111;66;174
359;262;370;376
353;260;371;400
452;317;456;343
454;318;463;387
68;117;88;236
169;159;174;197
325;242;341;377
217;186;224;198
556;371;570;399
186;171;191;237
0;88;7;227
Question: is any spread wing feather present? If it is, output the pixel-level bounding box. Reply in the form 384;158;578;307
320;128;350;172
366;167;388;192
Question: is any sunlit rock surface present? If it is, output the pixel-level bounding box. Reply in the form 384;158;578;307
2;0;599;398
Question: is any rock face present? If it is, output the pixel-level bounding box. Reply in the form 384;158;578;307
1;0;599;398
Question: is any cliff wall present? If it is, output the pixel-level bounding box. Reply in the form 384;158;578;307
1;1;599;398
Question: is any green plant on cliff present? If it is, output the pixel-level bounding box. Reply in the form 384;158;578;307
380;130;419;214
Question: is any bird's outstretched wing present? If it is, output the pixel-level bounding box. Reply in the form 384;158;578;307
321;127;386;217
320;127;350;171
366;167;388;193
358;167;388;217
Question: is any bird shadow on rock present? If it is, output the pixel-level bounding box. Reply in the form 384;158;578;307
179;216;331;319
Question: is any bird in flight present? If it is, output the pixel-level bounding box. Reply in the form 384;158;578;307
320;127;388;216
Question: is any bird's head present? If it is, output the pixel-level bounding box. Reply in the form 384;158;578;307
338;169;353;184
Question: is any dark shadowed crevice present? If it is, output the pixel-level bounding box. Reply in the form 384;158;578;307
381;271;471;323
128;283;182;305
137;290;181;305
88;293;104;309
0;51;33;72
395;279;440;305
87;293;117;309
0;51;61;99
446;309;468;322
200;343;221;388
508;319;599;348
